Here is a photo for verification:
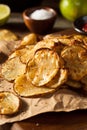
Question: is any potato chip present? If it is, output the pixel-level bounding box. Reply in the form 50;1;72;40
81;75;87;85
14;74;54;97
2;33;87;100
66;79;82;89
44;34;75;46
21;33;37;46
9;45;34;64
44;34;87;48
0;91;20;115
26;48;60;86
9;46;32;59
61;45;87;80
1;57;26;81
20;45;34;64
34;39;55;51
52;42;65;55
46;69;68;89
0;29;18;41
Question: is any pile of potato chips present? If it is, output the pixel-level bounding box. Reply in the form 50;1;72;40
1;32;87;114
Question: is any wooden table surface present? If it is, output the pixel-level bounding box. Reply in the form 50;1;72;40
1;13;87;130
0;12;73;36
1;110;87;130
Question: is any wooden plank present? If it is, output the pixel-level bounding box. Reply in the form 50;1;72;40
11;110;87;130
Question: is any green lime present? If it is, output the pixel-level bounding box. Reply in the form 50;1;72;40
0;4;11;26
59;0;87;21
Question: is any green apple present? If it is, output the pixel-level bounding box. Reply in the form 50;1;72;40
59;0;87;21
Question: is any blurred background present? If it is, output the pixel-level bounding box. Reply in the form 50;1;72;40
0;0;60;12
0;0;86;22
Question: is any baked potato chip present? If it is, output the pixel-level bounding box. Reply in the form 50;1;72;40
2;33;87;100
34;39;55;51
61;45;87;80
9;45;34;64
81;75;87;85
0;91;20;115
14;74;54;97
44;34;76;46
0;29;18;41
21;33;37;46
1;57;26;81
46;69;68;89
8;48;27;59
20;45;34;64
44;34;87;48
66;79;82;89
26;48;60;86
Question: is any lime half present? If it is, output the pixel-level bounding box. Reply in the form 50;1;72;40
0;4;11;26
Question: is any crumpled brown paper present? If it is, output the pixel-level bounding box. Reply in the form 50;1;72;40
1;29;87;125
0;78;87;125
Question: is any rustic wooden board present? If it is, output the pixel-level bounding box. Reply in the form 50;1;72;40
10;110;87;130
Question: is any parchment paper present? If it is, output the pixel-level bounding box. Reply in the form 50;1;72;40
0;78;87;125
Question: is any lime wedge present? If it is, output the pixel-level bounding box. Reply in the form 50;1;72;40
0;4;11;26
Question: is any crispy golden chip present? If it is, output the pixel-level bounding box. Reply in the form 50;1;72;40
0;29;18;41
61;45;87;81
53;43;65;55
20;45;34;64
0;91;20;115
8;47;31;59
46;69;68;89
66;79;82;89
1;57;26;81
44;34;87;48
26;48;60;86
8;51;17;59
81;75;87;85
73;35;84;42
44;34;76;46
44;33;72;40
34;39;64;56
2;33;87;99
21;33;37;46
9;45;34;64
83;37;87;48
34;39;55;50
14;74;54;97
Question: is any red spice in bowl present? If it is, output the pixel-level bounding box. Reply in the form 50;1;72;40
82;23;87;32
73;16;87;35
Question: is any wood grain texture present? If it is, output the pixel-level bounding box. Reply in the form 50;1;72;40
10;110;87;130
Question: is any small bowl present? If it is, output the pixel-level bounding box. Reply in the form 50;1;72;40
23;6;57;34
73;15;87;35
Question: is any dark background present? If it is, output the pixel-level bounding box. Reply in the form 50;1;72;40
0;0;60;12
